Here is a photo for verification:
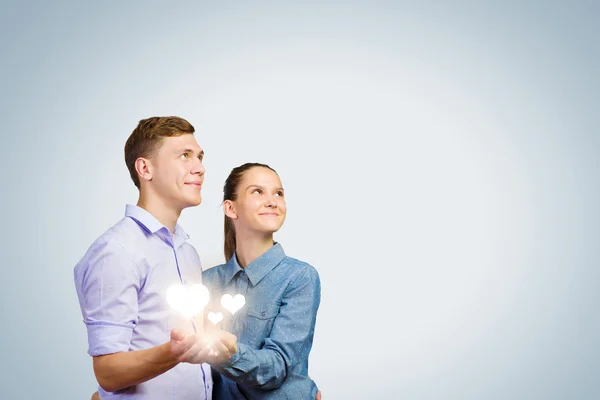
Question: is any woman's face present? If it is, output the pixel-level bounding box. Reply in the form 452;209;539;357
232;166;287;235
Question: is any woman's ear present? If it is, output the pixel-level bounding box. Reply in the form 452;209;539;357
223;200;237;219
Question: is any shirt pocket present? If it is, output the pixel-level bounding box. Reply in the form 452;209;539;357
243;303;280;349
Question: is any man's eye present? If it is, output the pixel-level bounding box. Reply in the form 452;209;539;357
180;153;189;159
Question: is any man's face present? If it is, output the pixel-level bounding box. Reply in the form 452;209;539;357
148;134;205;211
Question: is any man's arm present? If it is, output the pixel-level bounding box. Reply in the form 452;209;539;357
90;330;222;396
92;342;178;392
75;238;179;393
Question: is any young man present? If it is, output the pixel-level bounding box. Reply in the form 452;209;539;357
74;116;235;399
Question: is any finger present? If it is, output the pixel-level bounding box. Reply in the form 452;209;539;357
190;345;212;364
179;338;211;363
210;339;231;360
171;340;190;358
170;328;186;341
171;333;197;357
219;332;238;354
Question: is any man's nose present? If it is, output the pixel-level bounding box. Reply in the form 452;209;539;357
191;158;205;174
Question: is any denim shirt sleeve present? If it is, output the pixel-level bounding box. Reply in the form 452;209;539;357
74;237;141;356
213;265;321;389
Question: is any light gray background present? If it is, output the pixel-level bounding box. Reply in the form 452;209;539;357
1;1;598;399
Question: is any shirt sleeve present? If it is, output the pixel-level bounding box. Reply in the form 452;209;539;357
74;237;141;356
212;264;321;390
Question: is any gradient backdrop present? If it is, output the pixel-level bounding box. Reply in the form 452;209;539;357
1;1;598;399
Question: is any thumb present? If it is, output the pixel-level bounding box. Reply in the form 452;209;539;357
170;328;186;341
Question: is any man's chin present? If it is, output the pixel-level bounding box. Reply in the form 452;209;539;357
183;196;202;208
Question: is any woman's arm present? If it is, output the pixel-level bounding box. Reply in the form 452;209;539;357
212;265;321;389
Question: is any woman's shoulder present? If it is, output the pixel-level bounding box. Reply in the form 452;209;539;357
202;263;228;283
282;255;312;268
280;255;320;280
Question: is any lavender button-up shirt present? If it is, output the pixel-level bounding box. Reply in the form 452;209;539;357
74;204;212;399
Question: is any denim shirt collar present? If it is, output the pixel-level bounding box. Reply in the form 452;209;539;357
223;242;286;286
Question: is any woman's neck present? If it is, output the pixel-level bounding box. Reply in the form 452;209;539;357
235;231;274;268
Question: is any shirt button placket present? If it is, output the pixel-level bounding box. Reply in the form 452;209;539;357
239;271;249;295
233;271;249;332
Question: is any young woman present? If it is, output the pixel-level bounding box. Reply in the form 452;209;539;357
202;162;321;399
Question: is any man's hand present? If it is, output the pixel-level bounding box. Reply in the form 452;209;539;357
170;328;238;364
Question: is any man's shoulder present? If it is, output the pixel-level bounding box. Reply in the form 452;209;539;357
100;216;152;247
75;217;144;264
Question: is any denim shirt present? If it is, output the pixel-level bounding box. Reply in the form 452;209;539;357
202;243;321;399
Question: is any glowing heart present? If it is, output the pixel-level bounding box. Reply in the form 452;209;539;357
221;293;245;315
207;311;223;325
166;284;209;319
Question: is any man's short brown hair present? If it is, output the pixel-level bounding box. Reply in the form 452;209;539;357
124;116;195;188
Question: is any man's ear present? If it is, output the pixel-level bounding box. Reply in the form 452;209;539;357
223;200;237;219
135;157;153;183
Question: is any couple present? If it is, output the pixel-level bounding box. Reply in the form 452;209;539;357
74;116;321;399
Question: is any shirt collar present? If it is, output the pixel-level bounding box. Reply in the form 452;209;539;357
125;204;189;240
223;242;286;286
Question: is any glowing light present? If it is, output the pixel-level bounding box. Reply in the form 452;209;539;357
166;283;209;320
221;293;245;315
207;311;223;325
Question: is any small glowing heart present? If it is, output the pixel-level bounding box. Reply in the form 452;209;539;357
221;293;245;315
207;311;223;325
166;284;209;320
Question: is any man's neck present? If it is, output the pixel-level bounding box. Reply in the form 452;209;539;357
136;192;181;234
234;231;274;268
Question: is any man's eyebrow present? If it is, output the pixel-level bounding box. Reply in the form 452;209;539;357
176;148;204;157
